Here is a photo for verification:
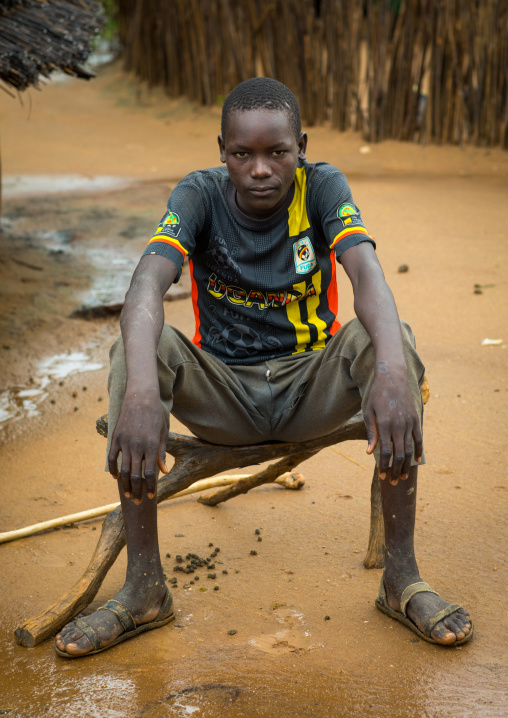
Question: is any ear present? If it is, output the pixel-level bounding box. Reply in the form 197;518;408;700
218;135;226;163
298;132;308;161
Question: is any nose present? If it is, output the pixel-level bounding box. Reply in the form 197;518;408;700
251;155;272;178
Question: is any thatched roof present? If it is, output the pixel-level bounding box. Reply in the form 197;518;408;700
0;0;105;93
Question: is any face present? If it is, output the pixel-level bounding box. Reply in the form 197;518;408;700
218;109;307;220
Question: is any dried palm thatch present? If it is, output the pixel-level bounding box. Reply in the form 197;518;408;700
117;0;508;148
0;0;105;93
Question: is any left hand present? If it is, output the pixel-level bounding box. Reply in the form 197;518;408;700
364;363;423;484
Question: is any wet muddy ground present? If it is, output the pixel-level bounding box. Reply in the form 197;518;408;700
0;64;507;717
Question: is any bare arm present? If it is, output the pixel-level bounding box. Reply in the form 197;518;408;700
107;254;179;503
340;242;423;483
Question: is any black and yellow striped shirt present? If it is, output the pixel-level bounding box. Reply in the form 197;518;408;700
143;160;375;364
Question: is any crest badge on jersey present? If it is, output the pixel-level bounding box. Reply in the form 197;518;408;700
337;202;363;228
293;236;317;275
162;211;181;238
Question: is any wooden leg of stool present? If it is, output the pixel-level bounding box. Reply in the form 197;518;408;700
363;468;385;569
198;450;316;506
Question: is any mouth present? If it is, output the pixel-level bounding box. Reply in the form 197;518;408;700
249;186;276;197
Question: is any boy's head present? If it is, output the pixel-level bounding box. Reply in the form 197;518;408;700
221;77;301;140
218;78;307;220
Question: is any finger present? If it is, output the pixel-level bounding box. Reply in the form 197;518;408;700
108;437;121;479
364;412;378;455
390;442;405;484
412;422;424;463
377;427;393;479
144;467;157;500
130;471;143;504
401;428;414;479
119;449;132;498
158;452;168;474
143;445;158;499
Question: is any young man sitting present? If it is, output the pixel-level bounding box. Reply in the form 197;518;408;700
55;78;472;657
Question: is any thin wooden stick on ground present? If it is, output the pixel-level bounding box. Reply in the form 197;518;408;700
0;473;304;545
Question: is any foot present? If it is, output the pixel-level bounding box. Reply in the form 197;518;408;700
55;584;168;657
384;572;472;645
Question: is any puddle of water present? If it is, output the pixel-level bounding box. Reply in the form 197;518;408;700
38;229;74;254
37;352;103;380
0;351;103;427
79;247;137;310
3;175;135;199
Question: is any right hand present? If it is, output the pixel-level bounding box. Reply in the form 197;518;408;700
108;389;168;504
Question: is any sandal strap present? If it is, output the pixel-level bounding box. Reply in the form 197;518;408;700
99;599;136;632
74;617;103;651
424;604;463;636
156;589;173;620
400;581;439;616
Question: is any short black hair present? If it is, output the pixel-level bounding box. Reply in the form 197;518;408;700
221;77;301;139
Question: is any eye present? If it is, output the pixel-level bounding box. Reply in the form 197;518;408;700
272;150;287;157
233;152;249;159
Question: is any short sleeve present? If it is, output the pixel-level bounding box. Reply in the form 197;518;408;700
316;166;375;260
142;173;207;277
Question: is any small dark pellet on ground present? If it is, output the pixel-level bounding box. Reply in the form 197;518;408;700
325;615;331;620
92;526;97;531
222;569;228;574
227;629;237;635
235;569;240;573
98;396;103;402
183;584;190;588
255;529;261;535
72;392;77;398
250;550;257;555
195;576;199;580
257;536;262;541
74;407;79;411
166;553;171;558
209;542;214;547
50;399;56;404
474;288;483;294
190;581;194;584
208;573;217;579
397;264;409;273
214;586;219;591
176;555;183;562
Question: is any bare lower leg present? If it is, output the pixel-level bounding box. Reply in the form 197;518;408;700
381;466;471;644
55;482;167;656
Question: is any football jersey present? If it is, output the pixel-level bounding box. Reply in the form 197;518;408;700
142;161;375;365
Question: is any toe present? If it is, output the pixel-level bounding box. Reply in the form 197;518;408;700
443;617;466;640
430;622;457;645
65;635;94;656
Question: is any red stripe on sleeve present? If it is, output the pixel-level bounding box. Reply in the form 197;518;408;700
189;259;202;348
148;236;187;259
327;250;341;336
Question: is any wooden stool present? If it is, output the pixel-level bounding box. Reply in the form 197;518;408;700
15;379;429;647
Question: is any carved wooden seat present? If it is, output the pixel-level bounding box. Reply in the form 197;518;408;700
15;377;429;648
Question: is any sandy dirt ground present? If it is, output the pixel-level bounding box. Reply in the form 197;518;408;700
0;63;507;717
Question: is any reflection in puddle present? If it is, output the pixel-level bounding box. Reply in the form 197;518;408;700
38;351;103;380
0;351;103;426
3;175;134;199
46;674;138;718
80;247;138;311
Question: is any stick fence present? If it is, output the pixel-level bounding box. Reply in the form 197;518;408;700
117;0;508;148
